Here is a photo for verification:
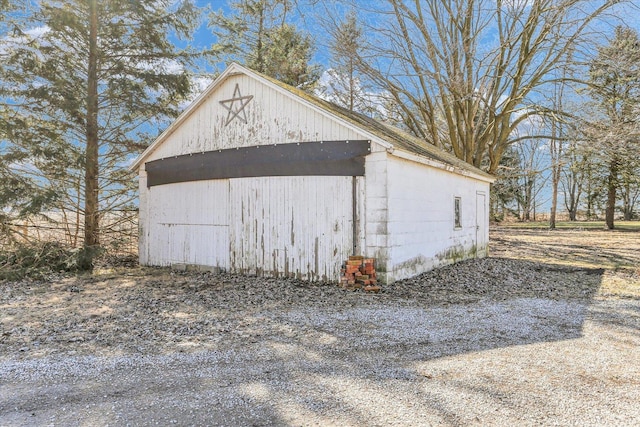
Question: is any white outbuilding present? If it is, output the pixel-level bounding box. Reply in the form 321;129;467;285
130;63;495;283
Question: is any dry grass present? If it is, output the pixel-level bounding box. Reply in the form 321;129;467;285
490;226;640;299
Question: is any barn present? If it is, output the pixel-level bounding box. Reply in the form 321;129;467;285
130;63;494;284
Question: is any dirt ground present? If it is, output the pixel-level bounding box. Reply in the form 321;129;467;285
490;226;640;300
0;226;639;426
1;226;638;360
490;226;640;270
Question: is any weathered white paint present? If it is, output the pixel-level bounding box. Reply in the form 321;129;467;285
135;63;494;283
145;180;230;269
131;64;393;172
144;74;368;164
229;176;353;280
363;150;390;279
138;170;149;265
388;148;495;185
384;155;490;282
476;191;489;257
141;175;355;280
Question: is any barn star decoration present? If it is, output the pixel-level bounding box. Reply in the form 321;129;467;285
219;83;254;126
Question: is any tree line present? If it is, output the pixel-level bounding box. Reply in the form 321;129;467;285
492;25;640;227
1;0;638;271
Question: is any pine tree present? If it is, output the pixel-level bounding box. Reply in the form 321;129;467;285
587;26;640;229
209;0;319;89
258;23;320;90
328;10;362;112
318;10;393;118
0;0;203;268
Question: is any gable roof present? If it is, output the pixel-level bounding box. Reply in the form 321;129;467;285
131;63;494;182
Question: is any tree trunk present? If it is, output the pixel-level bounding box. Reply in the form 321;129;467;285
549;138;560;229
524;176;534;221
81;0;100;270
255;7;265;73
622;182;632;221
566;175;579;221
586;163;594;221
605;158;618;230
550;184;558;229
548;97;564;228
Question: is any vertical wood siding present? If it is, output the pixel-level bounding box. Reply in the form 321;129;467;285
146;180;230;268
144;176;354;281
229;176;353;281
475;191;489;257
137;68;492;283
138;172;149;265
138;73;376;280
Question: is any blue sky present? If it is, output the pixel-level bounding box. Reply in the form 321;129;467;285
171;1;640;215
188;0;334;71
188;0;640;76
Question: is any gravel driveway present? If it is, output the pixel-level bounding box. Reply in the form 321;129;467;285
1;229;639;426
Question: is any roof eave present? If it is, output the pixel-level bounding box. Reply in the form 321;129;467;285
129;63;245;172
389;148;496;183
130;62;494;185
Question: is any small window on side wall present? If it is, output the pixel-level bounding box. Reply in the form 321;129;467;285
454;197;462;228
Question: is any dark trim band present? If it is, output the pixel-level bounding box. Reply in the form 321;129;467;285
145;140;371;187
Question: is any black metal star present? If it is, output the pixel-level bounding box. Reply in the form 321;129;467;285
219;83;254;126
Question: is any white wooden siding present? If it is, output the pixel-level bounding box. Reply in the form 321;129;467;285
135;64;493;283
143;176;354;281
146;74;368;163
146;180;230;268
476;191;489;257
385;156;490;281
138;171;149;265
229;176;353;281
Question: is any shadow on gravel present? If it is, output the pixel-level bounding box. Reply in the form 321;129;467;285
176;257;610;425
263;258;608;361
2;257;634;426
387;257;604;305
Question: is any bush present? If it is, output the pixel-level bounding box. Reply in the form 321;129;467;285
0;241;80;281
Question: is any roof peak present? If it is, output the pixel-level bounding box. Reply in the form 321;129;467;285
131;63;493;182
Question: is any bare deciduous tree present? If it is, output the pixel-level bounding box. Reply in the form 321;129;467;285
560;132;587;221
326;0;622;173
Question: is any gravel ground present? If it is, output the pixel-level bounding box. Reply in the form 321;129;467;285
1;228;639;426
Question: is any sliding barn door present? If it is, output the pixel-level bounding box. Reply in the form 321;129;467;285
229;176;353;281
147;180;230;269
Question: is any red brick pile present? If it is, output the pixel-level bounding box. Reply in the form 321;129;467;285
339;256;381;292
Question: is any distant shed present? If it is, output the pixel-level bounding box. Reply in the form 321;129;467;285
130;63;495;283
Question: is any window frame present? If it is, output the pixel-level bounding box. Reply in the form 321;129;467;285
454;196;462;229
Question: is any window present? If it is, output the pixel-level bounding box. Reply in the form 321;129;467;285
454;197;462;228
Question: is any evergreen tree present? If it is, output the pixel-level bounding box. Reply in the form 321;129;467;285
327;10;362;112
209;0;319;89
258;23;320;90
490;146;521;222
587;26;640;229
0;0;203;268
